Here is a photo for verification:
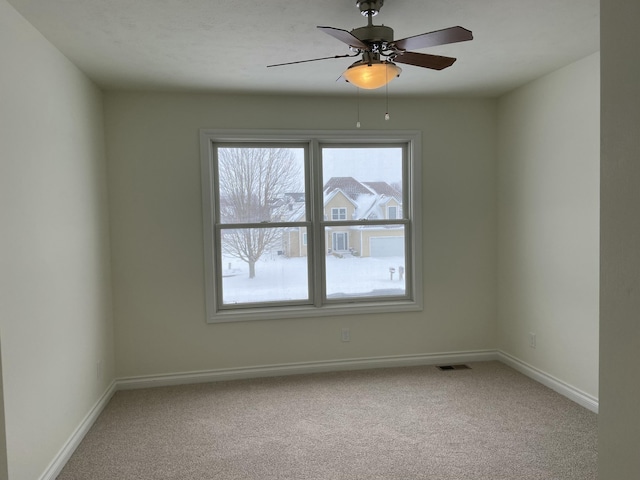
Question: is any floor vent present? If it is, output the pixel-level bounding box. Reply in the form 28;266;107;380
437;364;471;371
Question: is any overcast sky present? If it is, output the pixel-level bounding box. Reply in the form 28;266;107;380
279;146;404;191
321;147;402;184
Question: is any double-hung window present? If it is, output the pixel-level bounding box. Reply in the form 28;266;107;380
200;130;422;322
331;208;347;220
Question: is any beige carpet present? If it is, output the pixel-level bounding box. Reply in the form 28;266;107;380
57;361;597;479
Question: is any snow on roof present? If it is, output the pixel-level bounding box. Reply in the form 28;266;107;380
274;178;401;222
271;192;306;222
284;202;306;222
324;177;374;201
324;177;401;219
362;182;401;201
284;192;305;203
274;201;306;222
354;193;378;220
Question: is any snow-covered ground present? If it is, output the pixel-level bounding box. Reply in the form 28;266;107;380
221;255;406;304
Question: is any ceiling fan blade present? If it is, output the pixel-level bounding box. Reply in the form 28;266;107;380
317;26;369;50
393;26;473;51
393;51;457;70
267;53;357;68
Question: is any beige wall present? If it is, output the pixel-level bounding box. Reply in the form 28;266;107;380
497;53;600;398
599;0;640;478
283;228;307;258
104;92;498;378
325;192;356;222
0;339;7;480
0;1;115;478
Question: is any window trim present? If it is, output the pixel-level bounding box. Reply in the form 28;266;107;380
200;129;423;323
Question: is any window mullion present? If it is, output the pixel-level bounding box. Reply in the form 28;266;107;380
310;139;324;308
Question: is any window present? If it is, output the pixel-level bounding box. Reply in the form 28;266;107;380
201;130;422;322
331;208;347;220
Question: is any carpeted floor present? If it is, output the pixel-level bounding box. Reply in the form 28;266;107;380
56;361;597;479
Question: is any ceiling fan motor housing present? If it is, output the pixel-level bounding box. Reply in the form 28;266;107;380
351;25;394;45
356;0;384;16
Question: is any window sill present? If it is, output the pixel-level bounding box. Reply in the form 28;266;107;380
207;299;423;323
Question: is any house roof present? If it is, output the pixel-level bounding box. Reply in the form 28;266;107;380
324;177;375;201
363;182;401;201
273;178;401;222
324;177;401;221
270;178;401;222
284;192;305;203
272;192;306;222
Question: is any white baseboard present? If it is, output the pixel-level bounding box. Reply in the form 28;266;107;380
116;350;499;390
497;350;599;413
38;380;117;480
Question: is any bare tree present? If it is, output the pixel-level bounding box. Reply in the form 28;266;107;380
218;148;302;278
390;181;403;195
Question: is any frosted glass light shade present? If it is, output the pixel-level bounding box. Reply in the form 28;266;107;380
343;61;401;90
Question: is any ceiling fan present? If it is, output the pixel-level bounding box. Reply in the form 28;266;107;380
267;0;473;90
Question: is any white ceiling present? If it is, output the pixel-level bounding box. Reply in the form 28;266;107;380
7;0;599;97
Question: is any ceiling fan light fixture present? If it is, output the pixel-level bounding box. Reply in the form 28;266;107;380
343;60;401;90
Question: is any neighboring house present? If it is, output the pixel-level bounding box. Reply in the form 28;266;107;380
273;193;307;258
276;177;404;258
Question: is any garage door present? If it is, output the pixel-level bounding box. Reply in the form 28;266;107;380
370;237;404;257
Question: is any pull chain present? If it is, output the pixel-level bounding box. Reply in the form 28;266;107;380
356;87;361;128
385;65;390;121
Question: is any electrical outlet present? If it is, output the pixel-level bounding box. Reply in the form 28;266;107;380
528;332;536;349
341;328;351;342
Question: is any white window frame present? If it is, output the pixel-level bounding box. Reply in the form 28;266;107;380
331;207;347;220
200;129;423;323
387;205;398;220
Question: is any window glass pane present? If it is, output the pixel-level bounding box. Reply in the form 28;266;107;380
220;227;309;305
324;225;406;299
322;147;403;222
217;147;306;224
